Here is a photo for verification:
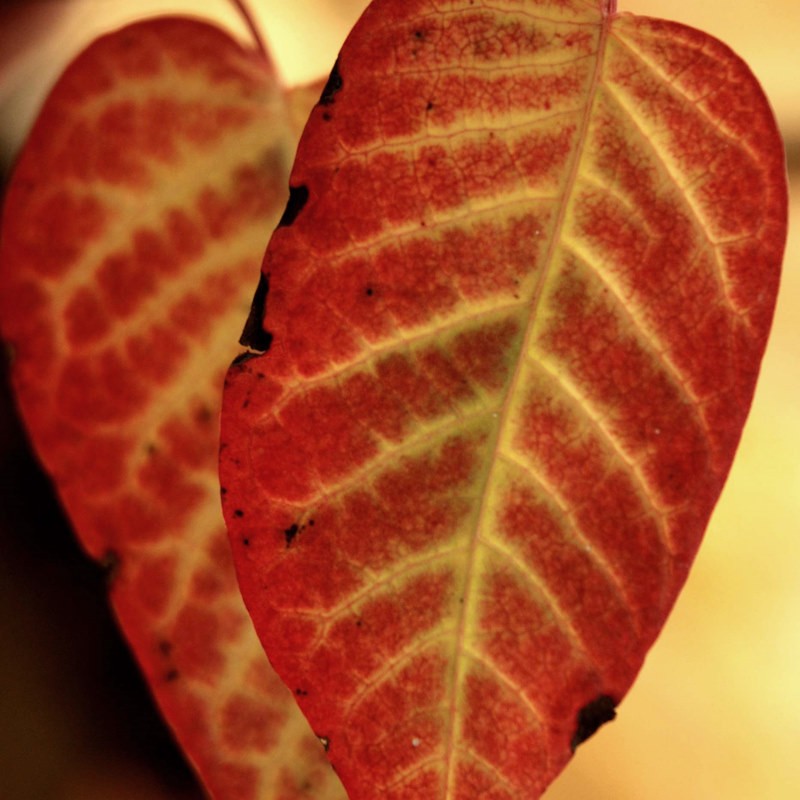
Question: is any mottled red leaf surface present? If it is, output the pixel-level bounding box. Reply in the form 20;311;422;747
0;17;344;800
220;0;787;798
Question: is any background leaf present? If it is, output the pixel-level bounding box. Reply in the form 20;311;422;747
0;17;345;800
221;1;787;798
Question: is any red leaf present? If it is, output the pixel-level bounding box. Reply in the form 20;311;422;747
0;17;344;800
220;1;787;798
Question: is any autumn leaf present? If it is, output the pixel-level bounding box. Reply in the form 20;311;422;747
220;0;787;798
0;16;345;800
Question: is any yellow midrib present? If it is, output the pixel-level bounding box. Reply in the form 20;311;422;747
440;10;614;796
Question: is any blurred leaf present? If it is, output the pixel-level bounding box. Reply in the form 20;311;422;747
0;16;344;800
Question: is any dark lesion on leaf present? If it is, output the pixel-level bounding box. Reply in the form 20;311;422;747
238;272;273;352
284;523;300;547
571;694;617;752
319;58;343;106
231;350;262;366
284;517;315;547
277;183;309;228
100;548;121;587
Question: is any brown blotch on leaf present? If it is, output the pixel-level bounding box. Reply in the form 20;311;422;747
231;350;261;366
277;183;309;228
100;549;121;586
238;272;273;352
319;59;342;105
571;694;617;751
284;523;299;547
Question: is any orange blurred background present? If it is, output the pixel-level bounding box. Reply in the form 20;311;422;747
0;1;797;798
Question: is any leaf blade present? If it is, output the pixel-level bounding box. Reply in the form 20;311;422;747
0;17;345;800
221;1;786;798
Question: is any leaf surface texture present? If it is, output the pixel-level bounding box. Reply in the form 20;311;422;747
221;1;787;798
0;18;345;800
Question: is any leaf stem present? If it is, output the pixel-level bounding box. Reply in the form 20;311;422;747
229;0;269;61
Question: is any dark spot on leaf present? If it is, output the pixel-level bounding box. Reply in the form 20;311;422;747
233;509;244;518
101;549;121;586
277;183;309;228
426;100;435;111
284;524;299;547
158;640;172;656
195;405;212;425
238;272;273;352
231;350;261;366
365;286;374;297
319;59;342;106
322;111;332;122
165;669;180;682
308;519;315;526
317;734;330;752
414;30;425;40
295;688;308;697
571;694;617;751
242;538;250;547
